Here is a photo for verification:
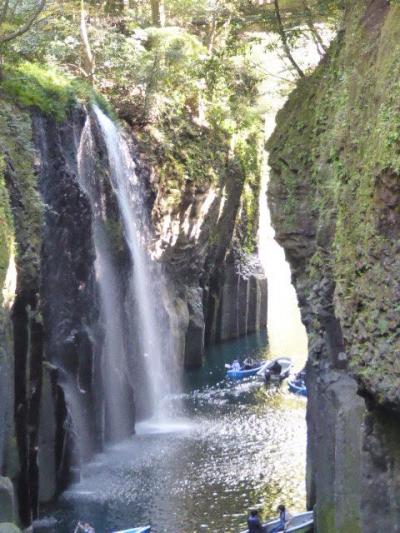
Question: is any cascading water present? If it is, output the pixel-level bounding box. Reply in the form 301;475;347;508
77;116;134;443
92;106;175;419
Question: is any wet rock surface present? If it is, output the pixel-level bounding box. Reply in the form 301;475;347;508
0;99;267;527
152;164;268;368
0;477;16;523
0;524;21;533
268;1;400;530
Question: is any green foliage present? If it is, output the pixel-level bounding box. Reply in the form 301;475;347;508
1;62;111;122
0;0;344;262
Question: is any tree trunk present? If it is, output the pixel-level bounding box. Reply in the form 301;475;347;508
150;0;165;27
302;0;327;54
80;0;95;83
273;0;305;78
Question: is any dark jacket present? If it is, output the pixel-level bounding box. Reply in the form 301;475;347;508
247;514;264;532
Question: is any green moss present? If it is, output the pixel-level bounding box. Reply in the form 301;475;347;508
0;101;43;290
317;504;336;533
268;0;400;399
1;62;112;122
0;157;14;306
235;131;263;254
103;219;126;259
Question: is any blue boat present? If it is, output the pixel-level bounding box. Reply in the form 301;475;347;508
226;363;264;379
288;377;307;397
113;526;151;533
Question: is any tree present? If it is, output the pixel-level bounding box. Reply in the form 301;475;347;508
0;0;46;78
301;0;328;55
150;0;165;26
0;0;45;45
273;0;305;78
80;0;95;82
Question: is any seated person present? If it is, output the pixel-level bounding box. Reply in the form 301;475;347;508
243;357;255;369
247;509;264;533
269;504;292;533
295;370;306;386
74;522;95;533
231;359;241;371
266;361;282;383
270;361;282;375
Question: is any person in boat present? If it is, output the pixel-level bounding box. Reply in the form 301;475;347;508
243;356;255;370
74;522;95;533
231;359;241;371
247;509;264;533
271;361;282;375
294;369;306;387
265;360;282;383
269;504;292;533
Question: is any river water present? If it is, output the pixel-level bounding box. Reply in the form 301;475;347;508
40;331;306;533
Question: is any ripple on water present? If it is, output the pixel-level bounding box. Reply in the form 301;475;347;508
42;375;306;533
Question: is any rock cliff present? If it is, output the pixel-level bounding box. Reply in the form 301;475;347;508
0;90;266;525
268;1;400;530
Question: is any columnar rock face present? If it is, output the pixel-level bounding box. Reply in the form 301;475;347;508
218;259;267;342
151;168;268;368
0;107;129;526
268;1;400;530
0;96;267;525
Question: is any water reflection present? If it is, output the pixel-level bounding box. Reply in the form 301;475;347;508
42;334;306;533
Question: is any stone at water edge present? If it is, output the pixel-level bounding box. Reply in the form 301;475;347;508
0;477;16;523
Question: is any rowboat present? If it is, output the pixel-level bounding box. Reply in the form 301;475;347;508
240;511;313;533
288;377;307;397
112;527;151;533
261;357;293;383
226;362;264;379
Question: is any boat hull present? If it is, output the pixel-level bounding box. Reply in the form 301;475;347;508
288;378;307;397
113;526;151;533
226;365;264;379
240;511;313;533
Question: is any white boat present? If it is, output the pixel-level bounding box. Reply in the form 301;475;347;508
257;357;293;383
240;511;313;533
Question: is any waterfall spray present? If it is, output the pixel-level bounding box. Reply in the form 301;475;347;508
77;116;134;442
93;106;175;418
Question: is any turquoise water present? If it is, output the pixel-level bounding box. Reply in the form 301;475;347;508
40;332;306;533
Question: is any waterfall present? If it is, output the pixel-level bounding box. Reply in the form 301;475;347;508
77;116;134;442
92;106;174;418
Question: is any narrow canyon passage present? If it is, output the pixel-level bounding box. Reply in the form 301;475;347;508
39;333;307;533
7;1;398;531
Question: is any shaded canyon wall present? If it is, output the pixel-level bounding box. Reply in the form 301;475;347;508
267;1;400;531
